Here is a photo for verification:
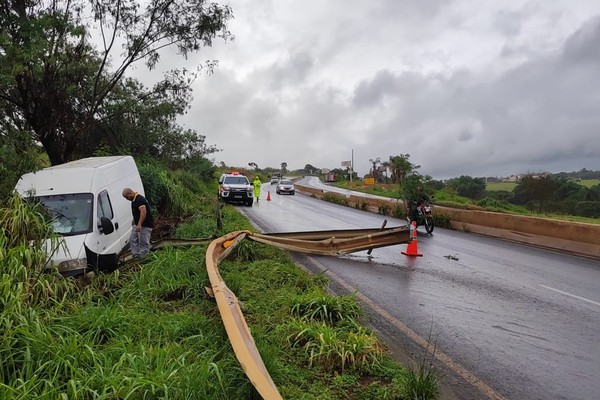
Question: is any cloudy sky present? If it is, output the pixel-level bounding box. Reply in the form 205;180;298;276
154;0;600;179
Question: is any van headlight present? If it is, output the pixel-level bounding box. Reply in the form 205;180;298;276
57;259;88;272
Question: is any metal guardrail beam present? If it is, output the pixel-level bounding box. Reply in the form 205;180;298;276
206;230;283;399
204;225;410;399
250;226;411;255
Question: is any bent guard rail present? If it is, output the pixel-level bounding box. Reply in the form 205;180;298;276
250;226;411;255
205;226;410;399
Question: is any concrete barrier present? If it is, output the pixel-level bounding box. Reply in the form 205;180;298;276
295;183;600;260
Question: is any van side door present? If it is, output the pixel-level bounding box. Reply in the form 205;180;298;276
95;190;123;255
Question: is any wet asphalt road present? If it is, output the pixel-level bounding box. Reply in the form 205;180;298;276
238;180;600;400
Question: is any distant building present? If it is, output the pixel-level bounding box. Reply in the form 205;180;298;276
505;172;550;182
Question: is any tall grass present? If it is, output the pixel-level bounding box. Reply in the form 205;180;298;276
403;329;440;400
281;318;384;373
290;291;362;324
138;162;215;217
0;194;249;399
1;183;437;399
404;363;439;400
0;195;74;309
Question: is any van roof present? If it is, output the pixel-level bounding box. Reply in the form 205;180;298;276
43;156;131;170
15;156;136;196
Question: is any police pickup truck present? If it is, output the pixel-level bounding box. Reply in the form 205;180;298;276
218;172;254;206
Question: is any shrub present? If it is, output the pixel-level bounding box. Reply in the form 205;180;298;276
323;192;349;206
433;213;451;229
355;200;369;211
392;203;407;219
477;197;514;211
378;204;390;216
574;201;600;218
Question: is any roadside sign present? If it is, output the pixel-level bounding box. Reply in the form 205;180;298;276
364;177;375;185
341;161;351;167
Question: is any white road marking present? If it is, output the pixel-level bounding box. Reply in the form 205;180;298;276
539;285;600;307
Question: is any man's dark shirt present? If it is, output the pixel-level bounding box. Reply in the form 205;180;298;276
132;193;154;228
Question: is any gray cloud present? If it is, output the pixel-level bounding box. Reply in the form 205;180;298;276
562;16;600;64
352;70;398;107
169;1;600;179
494;9;523;37
345;16;600;178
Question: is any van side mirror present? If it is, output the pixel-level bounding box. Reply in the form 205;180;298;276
99;216;115;235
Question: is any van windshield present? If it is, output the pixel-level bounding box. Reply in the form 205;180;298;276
35;193;94;236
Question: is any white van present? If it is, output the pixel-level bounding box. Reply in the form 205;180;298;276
14;156;145;275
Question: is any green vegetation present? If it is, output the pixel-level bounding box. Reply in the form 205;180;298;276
0;1;231;201
432;213;452;229
322;192;349;206
335;172;600;224
355;200;369;211
446;176;486;200
336;181;401;198
329;152;600;222
378;204;391;216
1;163;441;399
486;181;517;191
580;179;600;188
0;1;231;166
404;363;439;400
487;179;600;191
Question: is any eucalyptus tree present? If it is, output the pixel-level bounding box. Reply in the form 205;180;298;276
0;0;232;165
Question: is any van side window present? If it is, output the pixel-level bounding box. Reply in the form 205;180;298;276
97;191;114;220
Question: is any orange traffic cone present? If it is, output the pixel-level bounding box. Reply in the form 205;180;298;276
267;191;271;201
402;221;423;257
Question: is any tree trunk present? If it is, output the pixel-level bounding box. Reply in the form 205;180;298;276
39;131;68;165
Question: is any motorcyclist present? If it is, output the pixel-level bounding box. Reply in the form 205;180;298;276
252;176;262;201
408;186;431;221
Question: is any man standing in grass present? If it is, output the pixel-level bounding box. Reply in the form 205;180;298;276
122;188;154;259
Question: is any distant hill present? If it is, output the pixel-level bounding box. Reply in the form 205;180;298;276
553;169;600;180
484;169;600;183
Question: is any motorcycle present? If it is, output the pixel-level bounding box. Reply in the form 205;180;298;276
408;201;434;234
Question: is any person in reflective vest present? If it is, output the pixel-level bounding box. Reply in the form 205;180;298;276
252;176;262;201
